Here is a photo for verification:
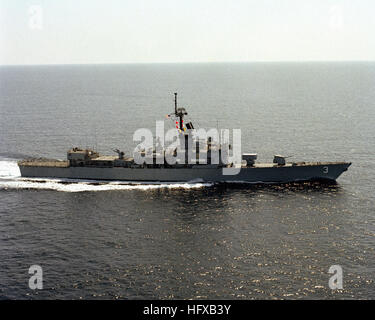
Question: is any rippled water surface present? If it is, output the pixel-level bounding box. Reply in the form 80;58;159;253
0;63;374;299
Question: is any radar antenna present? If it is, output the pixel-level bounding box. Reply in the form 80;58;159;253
113;148;124;159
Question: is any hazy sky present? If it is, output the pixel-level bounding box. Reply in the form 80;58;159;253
0;0;374;65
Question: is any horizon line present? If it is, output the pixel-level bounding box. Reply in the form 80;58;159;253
1;59;375;67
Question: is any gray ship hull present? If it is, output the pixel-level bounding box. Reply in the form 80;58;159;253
18;162;351;184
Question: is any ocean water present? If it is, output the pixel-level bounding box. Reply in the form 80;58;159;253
0;62;374;299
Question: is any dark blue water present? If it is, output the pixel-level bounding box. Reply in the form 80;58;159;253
0;63;374;299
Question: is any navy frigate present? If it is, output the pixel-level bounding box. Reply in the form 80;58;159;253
18;94;351;184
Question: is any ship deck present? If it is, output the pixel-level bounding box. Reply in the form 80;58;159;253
251;161;349;168
18;160;349;168
18;160;69;167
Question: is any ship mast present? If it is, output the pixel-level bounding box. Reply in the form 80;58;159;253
174;92;187;131
174;92;178;115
